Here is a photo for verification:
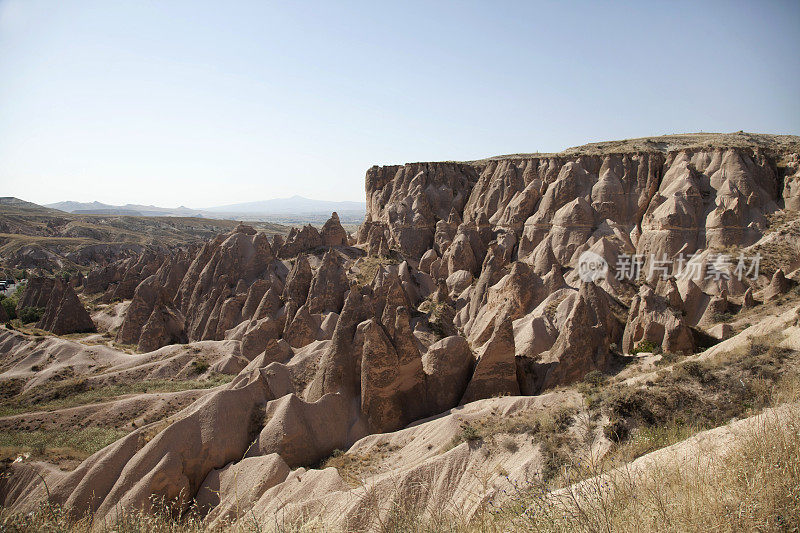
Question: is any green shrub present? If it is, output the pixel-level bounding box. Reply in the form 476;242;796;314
18;306;44;324
583;370;606;387
712;312;735;323
631;339;658;354
191;359;209;374
0;297;16;320
450;423;481;448
460;424;480;442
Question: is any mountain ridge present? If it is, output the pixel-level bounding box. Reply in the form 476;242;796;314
46;195;366;217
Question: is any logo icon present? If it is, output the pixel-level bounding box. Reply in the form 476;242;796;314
577;251;608;283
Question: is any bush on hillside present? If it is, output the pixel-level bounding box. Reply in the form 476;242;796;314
0;296;16;320
18;306;43;324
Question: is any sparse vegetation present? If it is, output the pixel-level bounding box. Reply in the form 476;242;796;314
630;339;658;354
5;408;796;532
596;335;798;463
0;426;127;460
0;295;17;320
447;405;579;482
582;370;606;387
191;358;210;374
321;441;401;487
17;306;44;324
354;255;398;287
453;423;481;445
490;407;800;532
712;311;735;323
0;375;233;417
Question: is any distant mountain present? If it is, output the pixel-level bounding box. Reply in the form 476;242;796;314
200;195;366;215
46;201;201;217
45;196;367;224
73;208;144;216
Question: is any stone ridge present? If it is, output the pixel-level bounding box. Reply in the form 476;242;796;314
357;143;797;263
473;132;800;162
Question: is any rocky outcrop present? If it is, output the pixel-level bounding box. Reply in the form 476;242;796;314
283;304;318;348
517;282;623;394
278;225;322;259
422;335;474;414
246;392;354;468
460;317;519;404
15;276;55;311
360;146;786;279
83;249;168;302
283;254;312;308
240;317;283;359
45;370;275;524
742;287;756;309
197;454;290;520
176;225;277;341
357;162;479;259
320;212;348;247
307;286;373;402
36;278;96;335
622;285;695;354
762;268;793;301
113;225;287;351
115;249;191;350
306;250;349;314
361;302;427;432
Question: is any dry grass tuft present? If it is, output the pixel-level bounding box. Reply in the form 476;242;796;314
354;255;397;287
490;407;800;533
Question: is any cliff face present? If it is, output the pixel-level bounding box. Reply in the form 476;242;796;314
358;162;480;258
358;146;788;264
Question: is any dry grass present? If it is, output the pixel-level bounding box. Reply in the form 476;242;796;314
752;211;800;276
0;426;127;462
596;335;798;444
321;442;401;487
490;407;800;533
447;404;580;482
14;403;793;532
353;255;398;287
2;406;797;532
0;375;233;417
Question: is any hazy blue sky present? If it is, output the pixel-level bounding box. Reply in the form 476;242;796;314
1;0;798;207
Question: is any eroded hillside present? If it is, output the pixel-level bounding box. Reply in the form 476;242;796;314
0;132;799;531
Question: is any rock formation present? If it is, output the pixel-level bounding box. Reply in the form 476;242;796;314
622;285;694;354
18;276;95;334
15;276;55;311
278;225;322;258
762;268;793;301
320;212;348;247
83;248;168;302
3;133;799;529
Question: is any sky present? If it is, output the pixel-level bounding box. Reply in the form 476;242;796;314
0;0;799;208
